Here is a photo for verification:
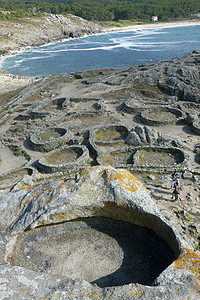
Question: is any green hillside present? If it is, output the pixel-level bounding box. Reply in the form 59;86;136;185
0;0;200;22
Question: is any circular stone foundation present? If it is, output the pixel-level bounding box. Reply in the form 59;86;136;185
6;217;175;288
37;145;89;173
30;127;69;152
140;107;185;126
192;119;200;135
102;150;133;166
132;147;187;169
94;125;129;144
178;102;200;115
36;128;66;143
65;98;103;115
40;98;67;112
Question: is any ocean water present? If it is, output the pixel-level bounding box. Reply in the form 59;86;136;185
1;24;200;77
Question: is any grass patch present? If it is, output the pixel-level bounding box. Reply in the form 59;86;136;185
44;147;53;153
0;87;26;106
195;244;200;251
15;150;23;156
45;149;77;165
0;168;30;187
101;84;166;100
95;128;127;142
185;213;193;223
138;150;148;164
98;19;147;28
59;141;67;147
138;149;182;166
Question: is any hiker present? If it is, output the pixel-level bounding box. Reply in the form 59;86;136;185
171;176;178;189
170;174;179;200
172;185;179;201
171;170;180;180
171;170;176;178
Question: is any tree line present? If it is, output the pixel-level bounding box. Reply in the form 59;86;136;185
0;0;200;22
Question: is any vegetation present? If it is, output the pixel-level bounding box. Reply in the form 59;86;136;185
44;147;54;152
195;243;200;251
0;0;200;22
185;213;194;223
15;149;23;156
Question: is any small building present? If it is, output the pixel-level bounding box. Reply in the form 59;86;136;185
152;16;158;22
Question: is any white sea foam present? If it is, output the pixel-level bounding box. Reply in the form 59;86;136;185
29;39;189;53
1;24;199;77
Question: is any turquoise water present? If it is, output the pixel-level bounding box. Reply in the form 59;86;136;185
1;24;200;77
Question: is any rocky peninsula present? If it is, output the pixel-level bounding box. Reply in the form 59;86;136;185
0;13;200;300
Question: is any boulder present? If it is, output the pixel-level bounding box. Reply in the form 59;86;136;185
135;125;147;143
125;129;142;146
148;174;156;181
186;113;199;125
144;125;157;143
0;166;199;299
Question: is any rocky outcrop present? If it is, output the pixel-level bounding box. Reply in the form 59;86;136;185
0;13;104;54
92;51;200;104
0;165;199;299
125;125;157;146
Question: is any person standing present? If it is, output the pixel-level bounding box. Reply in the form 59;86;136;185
172;185;179;201
171;175;179;200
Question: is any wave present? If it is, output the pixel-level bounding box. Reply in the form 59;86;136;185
1;24;200;77
23;39;192;55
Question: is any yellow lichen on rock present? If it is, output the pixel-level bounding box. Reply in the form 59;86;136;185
107;166;147;193
174;248;200;281
21;186;32;190
81;165;147;193
129;284;144;297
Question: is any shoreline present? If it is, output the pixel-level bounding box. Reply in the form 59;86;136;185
106;19;200;32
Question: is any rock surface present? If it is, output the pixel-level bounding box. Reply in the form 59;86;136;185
0;165;200;299
0;13;103;54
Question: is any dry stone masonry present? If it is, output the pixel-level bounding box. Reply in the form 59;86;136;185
36;145;90;173
0;52;200;299
30;127;70;152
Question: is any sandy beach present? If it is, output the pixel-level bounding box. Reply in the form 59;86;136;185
0;71;33;101
107;19;200;32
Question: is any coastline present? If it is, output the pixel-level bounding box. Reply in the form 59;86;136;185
0;50;35;97
1;18;200;96
0;13;104;96
106;19;200;32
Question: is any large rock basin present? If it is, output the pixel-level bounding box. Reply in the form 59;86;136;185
0;166;199;299
7;217;175;288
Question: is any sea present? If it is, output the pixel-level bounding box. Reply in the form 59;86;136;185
1;24;200;77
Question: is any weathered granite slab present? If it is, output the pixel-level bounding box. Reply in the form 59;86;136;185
0;165;199;299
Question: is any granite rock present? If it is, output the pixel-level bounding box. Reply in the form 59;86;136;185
0;166;199;299
125;129;142;146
